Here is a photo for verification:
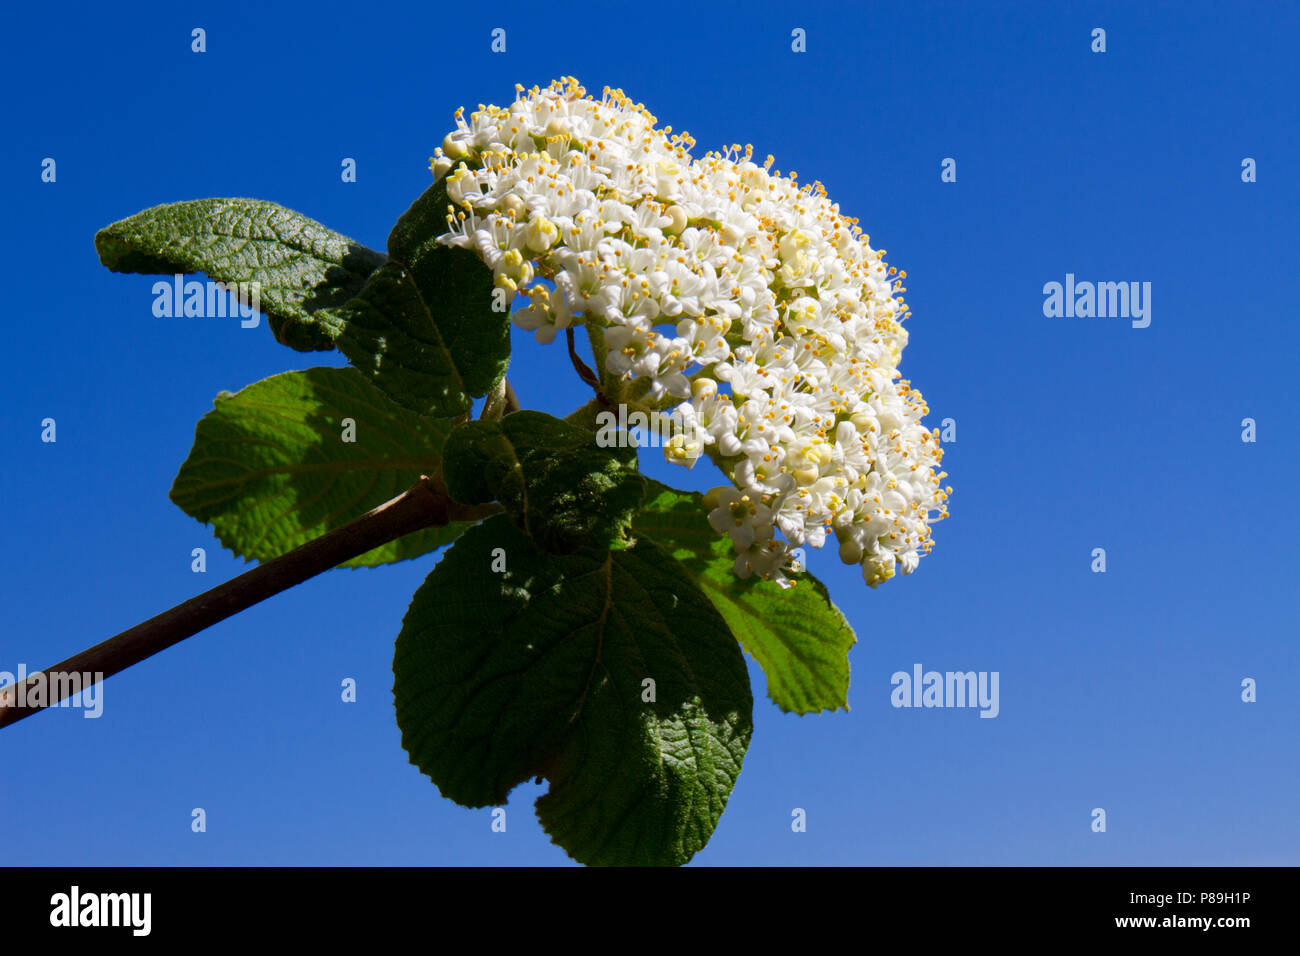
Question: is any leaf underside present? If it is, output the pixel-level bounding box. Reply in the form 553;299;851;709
633;481;857;714
171;366;468;567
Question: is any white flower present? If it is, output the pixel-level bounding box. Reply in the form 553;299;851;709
704;486;773;554
431;78;951;588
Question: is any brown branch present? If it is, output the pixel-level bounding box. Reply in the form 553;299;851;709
0;477;499;730
566;327;608;406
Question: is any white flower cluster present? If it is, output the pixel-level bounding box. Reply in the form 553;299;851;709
432;77;950;588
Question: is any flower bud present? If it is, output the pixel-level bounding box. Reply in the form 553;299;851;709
442;133;471;162
664;205;688;235
691;377;717;400
525;216;559;253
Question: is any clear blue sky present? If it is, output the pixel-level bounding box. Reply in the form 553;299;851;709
2;0;1296;865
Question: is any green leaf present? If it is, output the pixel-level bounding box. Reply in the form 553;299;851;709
170;366;469;567
441;410;646;554
95;198;386;352
328;179;510;417
632;481;857;715
393;516;753;866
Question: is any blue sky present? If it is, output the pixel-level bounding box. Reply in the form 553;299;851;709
1;0;1296;865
